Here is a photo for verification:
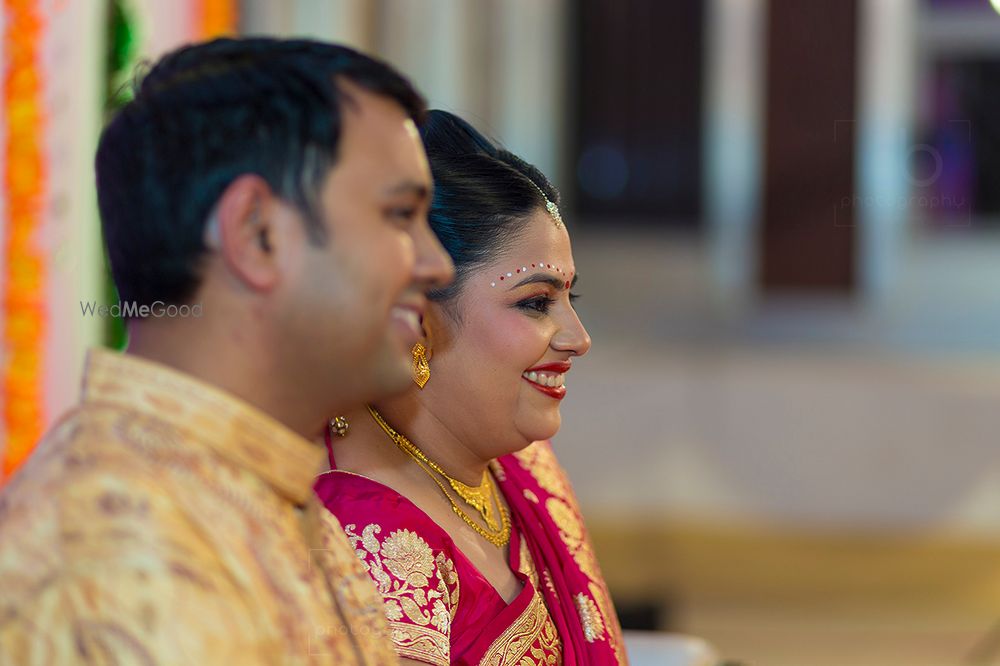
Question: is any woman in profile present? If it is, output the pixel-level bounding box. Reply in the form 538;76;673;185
316;110;626;665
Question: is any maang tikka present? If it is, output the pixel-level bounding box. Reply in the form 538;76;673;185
527;180;563;228
412;342;430;389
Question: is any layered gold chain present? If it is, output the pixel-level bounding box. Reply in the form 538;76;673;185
367;406;511;548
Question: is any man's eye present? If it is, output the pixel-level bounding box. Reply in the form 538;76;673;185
387;207;418;225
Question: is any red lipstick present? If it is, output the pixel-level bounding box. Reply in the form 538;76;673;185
525;361;572;373
522;360;571;400
526;382;567;400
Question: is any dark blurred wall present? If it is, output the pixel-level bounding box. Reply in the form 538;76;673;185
571;0;703;228
760;0;858;292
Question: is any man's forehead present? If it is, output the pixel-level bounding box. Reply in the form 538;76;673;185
336;82;414;138
402;118;420;141
336;98;428;178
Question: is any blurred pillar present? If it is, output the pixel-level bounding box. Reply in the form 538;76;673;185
240;0;374;50
490;0;568;190
378;0;566;190
705;0;766;304
760;0;858;292
130;0;196;61
377;0;489;120
857;0;915;301
243;2;568;193
43;0;107;441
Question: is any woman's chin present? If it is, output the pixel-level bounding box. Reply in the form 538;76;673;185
517;414;561;446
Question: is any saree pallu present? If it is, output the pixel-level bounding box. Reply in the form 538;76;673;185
315;440;626;665
496;441;627;664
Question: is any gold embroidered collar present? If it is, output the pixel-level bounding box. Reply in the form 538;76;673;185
82;347;325;505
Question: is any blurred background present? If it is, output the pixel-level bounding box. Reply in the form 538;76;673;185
5;0;1000;664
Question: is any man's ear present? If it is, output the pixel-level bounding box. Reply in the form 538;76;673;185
211;175;283;291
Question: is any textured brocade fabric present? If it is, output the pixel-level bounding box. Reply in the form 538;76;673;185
480;593;562;666
0;349;397;665
508;442;627;664
344;522;458;666
317;471;564;666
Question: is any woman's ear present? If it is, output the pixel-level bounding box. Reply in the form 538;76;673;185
420;316;434;361
420;303;449;359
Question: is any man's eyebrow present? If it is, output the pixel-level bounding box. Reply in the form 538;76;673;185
508;272;577;290
384;181;431;199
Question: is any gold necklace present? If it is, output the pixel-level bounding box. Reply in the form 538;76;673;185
367;406;511;548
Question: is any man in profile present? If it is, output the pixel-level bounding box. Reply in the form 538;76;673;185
0;38;452;664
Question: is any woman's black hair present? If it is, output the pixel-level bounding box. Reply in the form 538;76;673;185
420;110;560;304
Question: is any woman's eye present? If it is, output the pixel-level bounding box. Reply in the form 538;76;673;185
517;296;555;314
569;292;581;304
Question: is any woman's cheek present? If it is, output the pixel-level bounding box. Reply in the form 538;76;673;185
482;312;545;363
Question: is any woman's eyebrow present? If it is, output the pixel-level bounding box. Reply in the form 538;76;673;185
508;272;576;291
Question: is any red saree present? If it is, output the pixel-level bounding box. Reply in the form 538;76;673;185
314;440;627;665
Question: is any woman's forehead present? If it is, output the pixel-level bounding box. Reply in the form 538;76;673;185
501;209;572;259
480;219;575;288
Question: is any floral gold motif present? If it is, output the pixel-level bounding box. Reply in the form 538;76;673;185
344;523;459;665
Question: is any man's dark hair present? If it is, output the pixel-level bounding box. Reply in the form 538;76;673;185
96;37;426;309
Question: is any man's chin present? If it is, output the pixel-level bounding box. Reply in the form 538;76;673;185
371;351;415;401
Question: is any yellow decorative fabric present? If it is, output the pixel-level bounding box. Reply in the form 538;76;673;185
0;348;397;665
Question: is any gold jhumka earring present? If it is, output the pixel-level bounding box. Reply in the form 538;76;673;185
412;342;430;389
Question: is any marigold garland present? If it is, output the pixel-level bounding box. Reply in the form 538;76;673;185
195;0;237;39
2;0;48;480
0;0;238;482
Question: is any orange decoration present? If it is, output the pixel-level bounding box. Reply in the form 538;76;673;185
2;0;47;481
195;0;238;40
